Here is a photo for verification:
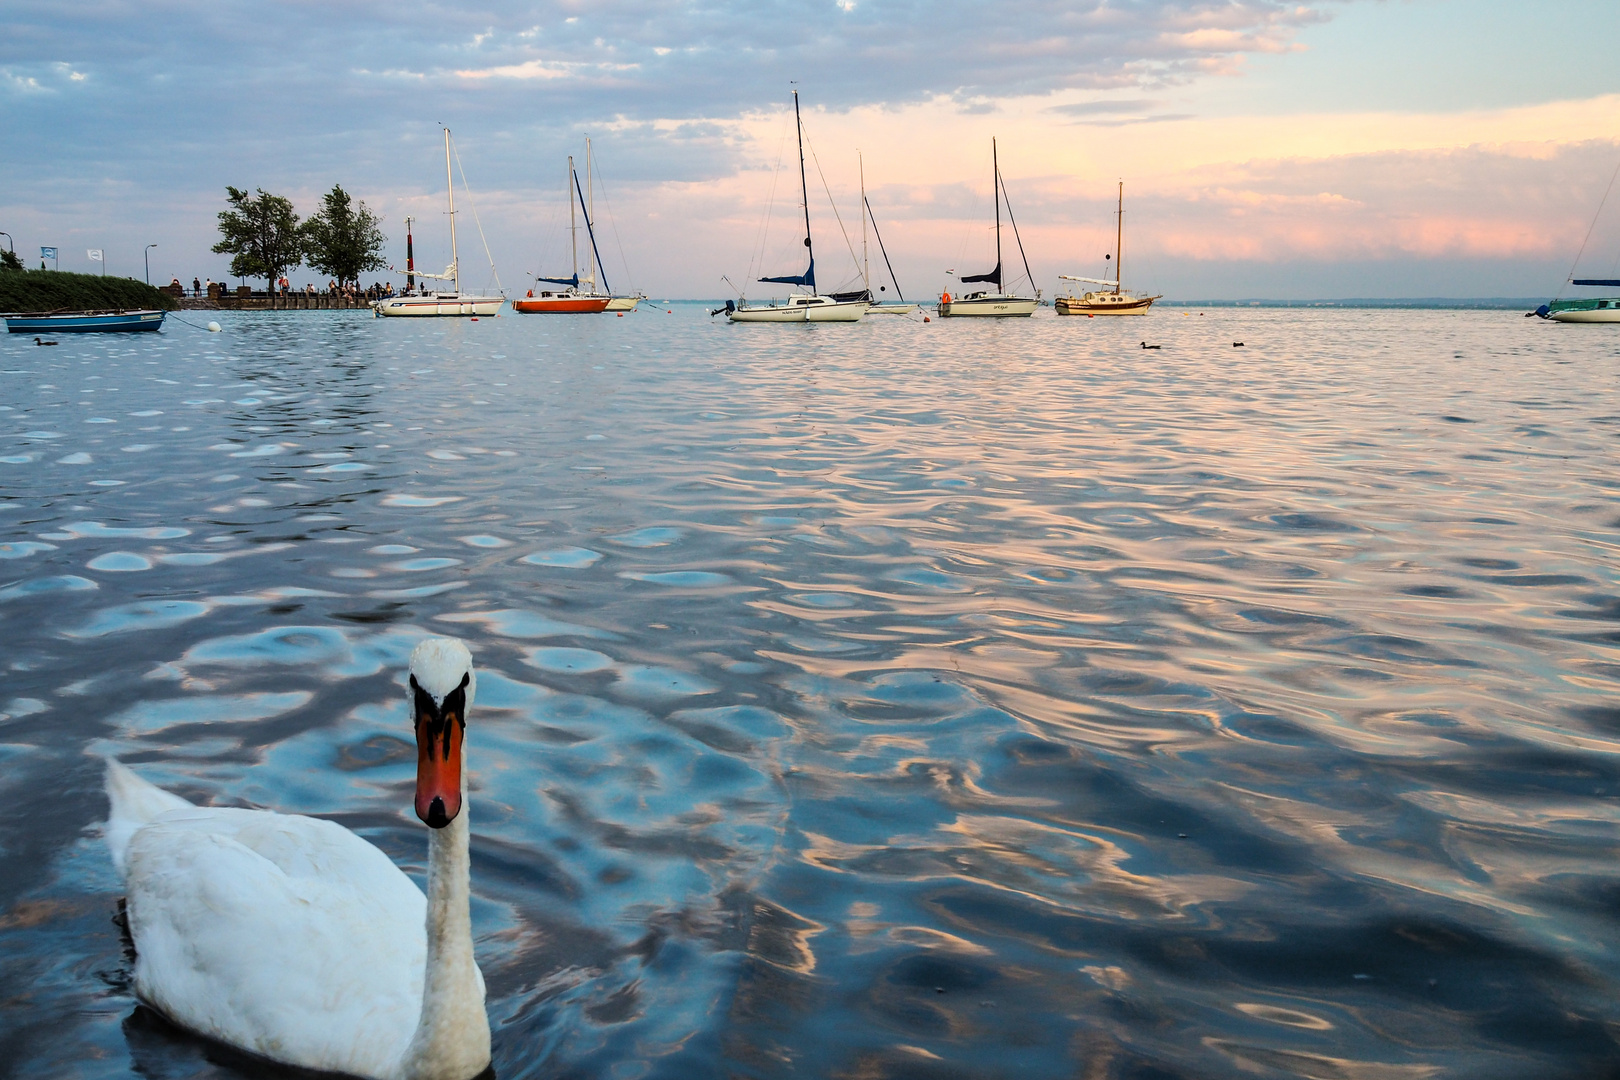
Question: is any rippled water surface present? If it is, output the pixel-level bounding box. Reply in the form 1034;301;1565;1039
2;307;1619;1078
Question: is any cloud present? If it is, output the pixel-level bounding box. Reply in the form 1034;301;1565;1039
3;2;1616;298
1047;99;1163;117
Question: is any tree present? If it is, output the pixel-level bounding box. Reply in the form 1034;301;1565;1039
212;186;303;290
0;248;23;271
302;185;387;288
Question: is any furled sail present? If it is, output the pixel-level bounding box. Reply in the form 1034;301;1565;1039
960;262;1001;286
760;256;815;289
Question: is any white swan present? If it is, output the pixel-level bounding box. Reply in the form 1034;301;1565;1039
104;637;491;1080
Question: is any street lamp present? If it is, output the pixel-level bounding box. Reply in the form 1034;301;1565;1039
0;232;12;253
144;243;157;285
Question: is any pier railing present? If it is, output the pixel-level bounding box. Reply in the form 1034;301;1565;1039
178;287;381;311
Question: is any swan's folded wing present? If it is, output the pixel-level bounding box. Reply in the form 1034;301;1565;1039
124;812;427;1079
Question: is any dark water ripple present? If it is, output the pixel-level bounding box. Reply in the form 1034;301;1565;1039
1;309;1618;1077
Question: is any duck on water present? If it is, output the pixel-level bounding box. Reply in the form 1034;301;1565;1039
103;638;490;1080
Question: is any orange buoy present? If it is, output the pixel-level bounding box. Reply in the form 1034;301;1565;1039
617;312;624;317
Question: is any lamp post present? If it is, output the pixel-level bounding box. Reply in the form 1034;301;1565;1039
0;232;12;253
144;243;157;285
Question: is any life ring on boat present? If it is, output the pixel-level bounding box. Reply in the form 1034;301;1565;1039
940;291;951;304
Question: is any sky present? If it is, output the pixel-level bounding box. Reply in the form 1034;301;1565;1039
3;0;1618;300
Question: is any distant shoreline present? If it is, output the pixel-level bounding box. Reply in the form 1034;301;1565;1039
1158;298;1545;310
155;297;1557;313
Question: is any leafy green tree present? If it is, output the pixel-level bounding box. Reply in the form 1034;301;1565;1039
0;248;23;271
212;186;303;290
302;185;387;288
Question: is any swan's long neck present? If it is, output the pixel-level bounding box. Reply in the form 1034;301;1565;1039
401;802;489;1080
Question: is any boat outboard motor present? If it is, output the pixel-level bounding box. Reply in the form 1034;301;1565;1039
1534;304;1551;319
709;299;736;317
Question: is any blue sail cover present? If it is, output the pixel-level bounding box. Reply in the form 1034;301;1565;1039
534;274;579;287
760;257;815;289
1573;279;1620;286
961;262;1001;286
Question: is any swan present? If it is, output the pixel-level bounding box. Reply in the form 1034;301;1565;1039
103;637;491;1080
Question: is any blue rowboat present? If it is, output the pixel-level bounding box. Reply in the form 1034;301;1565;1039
4;309;167;333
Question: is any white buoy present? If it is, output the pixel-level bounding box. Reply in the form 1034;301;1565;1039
206;322;222;333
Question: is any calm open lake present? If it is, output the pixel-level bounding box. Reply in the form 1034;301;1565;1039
1;306;1618;1078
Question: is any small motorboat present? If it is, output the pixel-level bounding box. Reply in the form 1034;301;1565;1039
5;309;166;333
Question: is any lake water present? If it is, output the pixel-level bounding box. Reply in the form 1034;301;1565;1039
1;306;1618;1078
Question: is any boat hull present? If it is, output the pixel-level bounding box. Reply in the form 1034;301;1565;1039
371;296;504;317
1546;298;1620;323
937;295;1036;318
1056;292;1158;316
1551;309;1620;323
866;303;918;316
604;296;641;311
728;297;867;323
511;295;611;314
6;310;166;333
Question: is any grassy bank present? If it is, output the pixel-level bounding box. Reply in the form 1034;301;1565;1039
0;269;178;314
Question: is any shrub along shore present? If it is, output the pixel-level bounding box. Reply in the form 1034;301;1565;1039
0;269;178;314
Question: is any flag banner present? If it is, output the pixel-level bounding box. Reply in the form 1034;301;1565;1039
40;247;57;260
87;249;104;261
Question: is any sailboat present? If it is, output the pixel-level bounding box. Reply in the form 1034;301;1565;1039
1534;156;1620;322
724;90;868;324
828;153;916;316
513;154;612;314
937;138;1038;318
372;129;504;317
1056;181;1161;316
580;140;645;312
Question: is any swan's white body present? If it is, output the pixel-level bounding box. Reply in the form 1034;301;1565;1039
104;638;490;1080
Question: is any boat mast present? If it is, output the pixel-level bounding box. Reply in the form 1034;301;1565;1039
445;128;459;296
993;138;1003;294
860;151;869;295
585;138;596;293
794;89;814;291
567;155;578;288
405;216;415;293
1114;180;1123;295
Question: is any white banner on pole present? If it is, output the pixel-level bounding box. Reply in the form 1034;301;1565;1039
87;249;104;261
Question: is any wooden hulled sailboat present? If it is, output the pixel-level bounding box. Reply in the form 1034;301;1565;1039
372;129;504;317
724;90;867;324
937;139;1038;318
1056;181;1161;316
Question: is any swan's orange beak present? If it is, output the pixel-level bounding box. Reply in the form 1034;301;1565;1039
413;673;467;828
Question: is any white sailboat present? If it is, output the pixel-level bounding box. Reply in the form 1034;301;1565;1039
373;129;504;318
1056;181;1161;316
937;138;1038;318
723;90;867;324
828;153;916;315
1535;157;1620;322
579;140;646;312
